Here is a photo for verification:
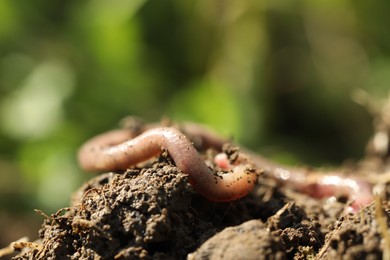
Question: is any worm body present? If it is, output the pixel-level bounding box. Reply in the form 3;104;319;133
262;164;373;213
78;121;375;212
78;127;258;202
177;123;375;212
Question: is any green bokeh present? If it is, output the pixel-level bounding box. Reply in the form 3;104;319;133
0;0;388;216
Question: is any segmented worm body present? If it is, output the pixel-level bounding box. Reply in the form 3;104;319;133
214;138;374;213
78;121;375;212
78;127;258;202
270;167;373;213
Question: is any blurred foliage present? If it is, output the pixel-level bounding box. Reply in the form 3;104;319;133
0;0;389;214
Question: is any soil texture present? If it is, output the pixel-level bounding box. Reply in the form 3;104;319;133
10;151;390;259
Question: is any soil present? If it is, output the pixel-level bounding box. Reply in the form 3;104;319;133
9;146;390;260
6;112;390;259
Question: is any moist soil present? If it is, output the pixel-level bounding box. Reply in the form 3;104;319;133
11;150;390;259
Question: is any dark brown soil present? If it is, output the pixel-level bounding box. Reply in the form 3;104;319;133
10;151;390;259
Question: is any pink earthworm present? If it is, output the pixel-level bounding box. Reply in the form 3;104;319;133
270;167;373;213
151;122;374;212
78;127;258;202
213;144;374;213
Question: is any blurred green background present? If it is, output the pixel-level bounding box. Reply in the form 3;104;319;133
0;0;389;248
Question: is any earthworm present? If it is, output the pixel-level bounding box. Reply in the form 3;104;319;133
78;127;258;202
78;121;375;211
181;123;375;211
206;133;374;213
270;167;373;213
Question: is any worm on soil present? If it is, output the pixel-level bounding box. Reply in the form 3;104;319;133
211;136;374;213
271;167;373;213
78;127;258;202
79;121;376;211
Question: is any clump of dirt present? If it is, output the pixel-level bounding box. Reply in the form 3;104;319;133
11;154;390;259
189;202;324;260
318;201;390;259
188;220;286;260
